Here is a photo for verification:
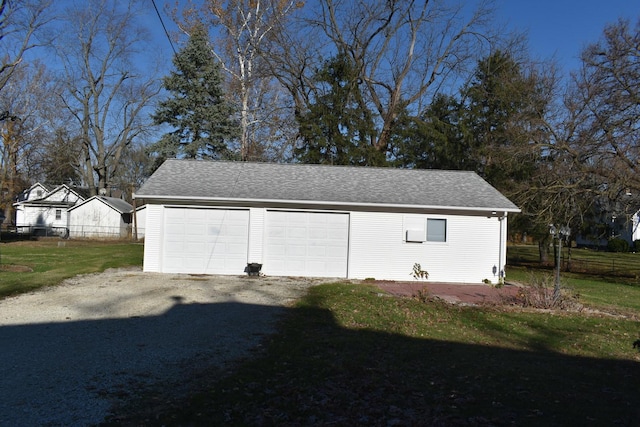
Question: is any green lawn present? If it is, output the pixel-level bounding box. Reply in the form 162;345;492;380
507;244;640;315
115;283;639;426
109;245;640;426
0;240;143;298
2;240;639;425
508;243;640;278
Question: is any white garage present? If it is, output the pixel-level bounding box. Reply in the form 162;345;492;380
264;211;349;278
162;207;249;274
135;160;520;283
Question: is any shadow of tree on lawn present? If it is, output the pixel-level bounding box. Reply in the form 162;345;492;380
115;300;640;426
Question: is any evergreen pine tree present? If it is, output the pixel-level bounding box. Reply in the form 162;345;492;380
150;25;239;165
295;53;383;166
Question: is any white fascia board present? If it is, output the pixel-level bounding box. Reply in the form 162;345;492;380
14;201;78;208
133;194;521;214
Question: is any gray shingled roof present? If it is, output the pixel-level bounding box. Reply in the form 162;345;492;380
135;159;520;212
69;196;133;213
97;196;133;213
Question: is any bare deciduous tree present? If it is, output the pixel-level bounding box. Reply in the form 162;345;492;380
271;0;497;158
55;0;160;195
181;0;301;161
0;0;53;95
572;18;640;196
517;18;640;260
0;60;59;223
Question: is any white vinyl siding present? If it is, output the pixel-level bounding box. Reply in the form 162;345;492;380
16;206;69;231
68;199;129;238
141;205;508;284
142;204;163;272
264;211;349;278
349;212;404;279
349;211;502;283
134;206;146;239
248;207;265;264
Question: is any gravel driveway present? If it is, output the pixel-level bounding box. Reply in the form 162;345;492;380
0;268;328;426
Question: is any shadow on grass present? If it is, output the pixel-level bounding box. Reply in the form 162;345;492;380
3;287;637;426
133;302;640;426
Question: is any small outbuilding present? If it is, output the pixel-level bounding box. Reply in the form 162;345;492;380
135;159;520;283
68;196;133;239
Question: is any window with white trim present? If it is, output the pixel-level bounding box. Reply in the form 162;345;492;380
427;218;446;242
55;209;62;220
403;216;447;243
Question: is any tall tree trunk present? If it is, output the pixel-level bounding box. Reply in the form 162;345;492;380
1;120;18;225
538;239;549;264
240;80;250;161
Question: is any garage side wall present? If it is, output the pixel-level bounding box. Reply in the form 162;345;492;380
141;204;507;283
134;206;146;239
348;211;503;283
142;204;164;272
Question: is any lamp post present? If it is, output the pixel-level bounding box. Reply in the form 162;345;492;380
549;224;571;299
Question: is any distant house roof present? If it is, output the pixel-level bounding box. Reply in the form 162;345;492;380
14;184;86;207
135;159;520;214
68;196;133;214
15;182;49;202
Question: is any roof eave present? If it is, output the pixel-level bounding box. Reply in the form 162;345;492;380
13;201;78;208
133;194;521;215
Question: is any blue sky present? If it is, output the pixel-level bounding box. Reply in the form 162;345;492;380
145;0;639;76
495;0;639;72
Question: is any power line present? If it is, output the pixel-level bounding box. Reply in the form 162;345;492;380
151;0;177;55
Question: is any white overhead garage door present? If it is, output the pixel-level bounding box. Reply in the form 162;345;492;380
162;207;249;274
264;211;349;278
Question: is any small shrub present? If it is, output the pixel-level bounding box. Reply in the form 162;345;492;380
518;274;583;311
482;278;504;288
634;240;640;252
413;288;432;303
411;263;429;280
607;237;629;253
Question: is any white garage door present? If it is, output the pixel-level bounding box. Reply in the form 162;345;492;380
264;211;349;278
162;208;249;274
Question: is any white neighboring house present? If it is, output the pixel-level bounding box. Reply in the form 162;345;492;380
68;196;133;239
633;211;640;243
135;160;521;284
14;183;86;236
576;208;640;248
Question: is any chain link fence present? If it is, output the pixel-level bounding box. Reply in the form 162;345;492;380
1;224;145;240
